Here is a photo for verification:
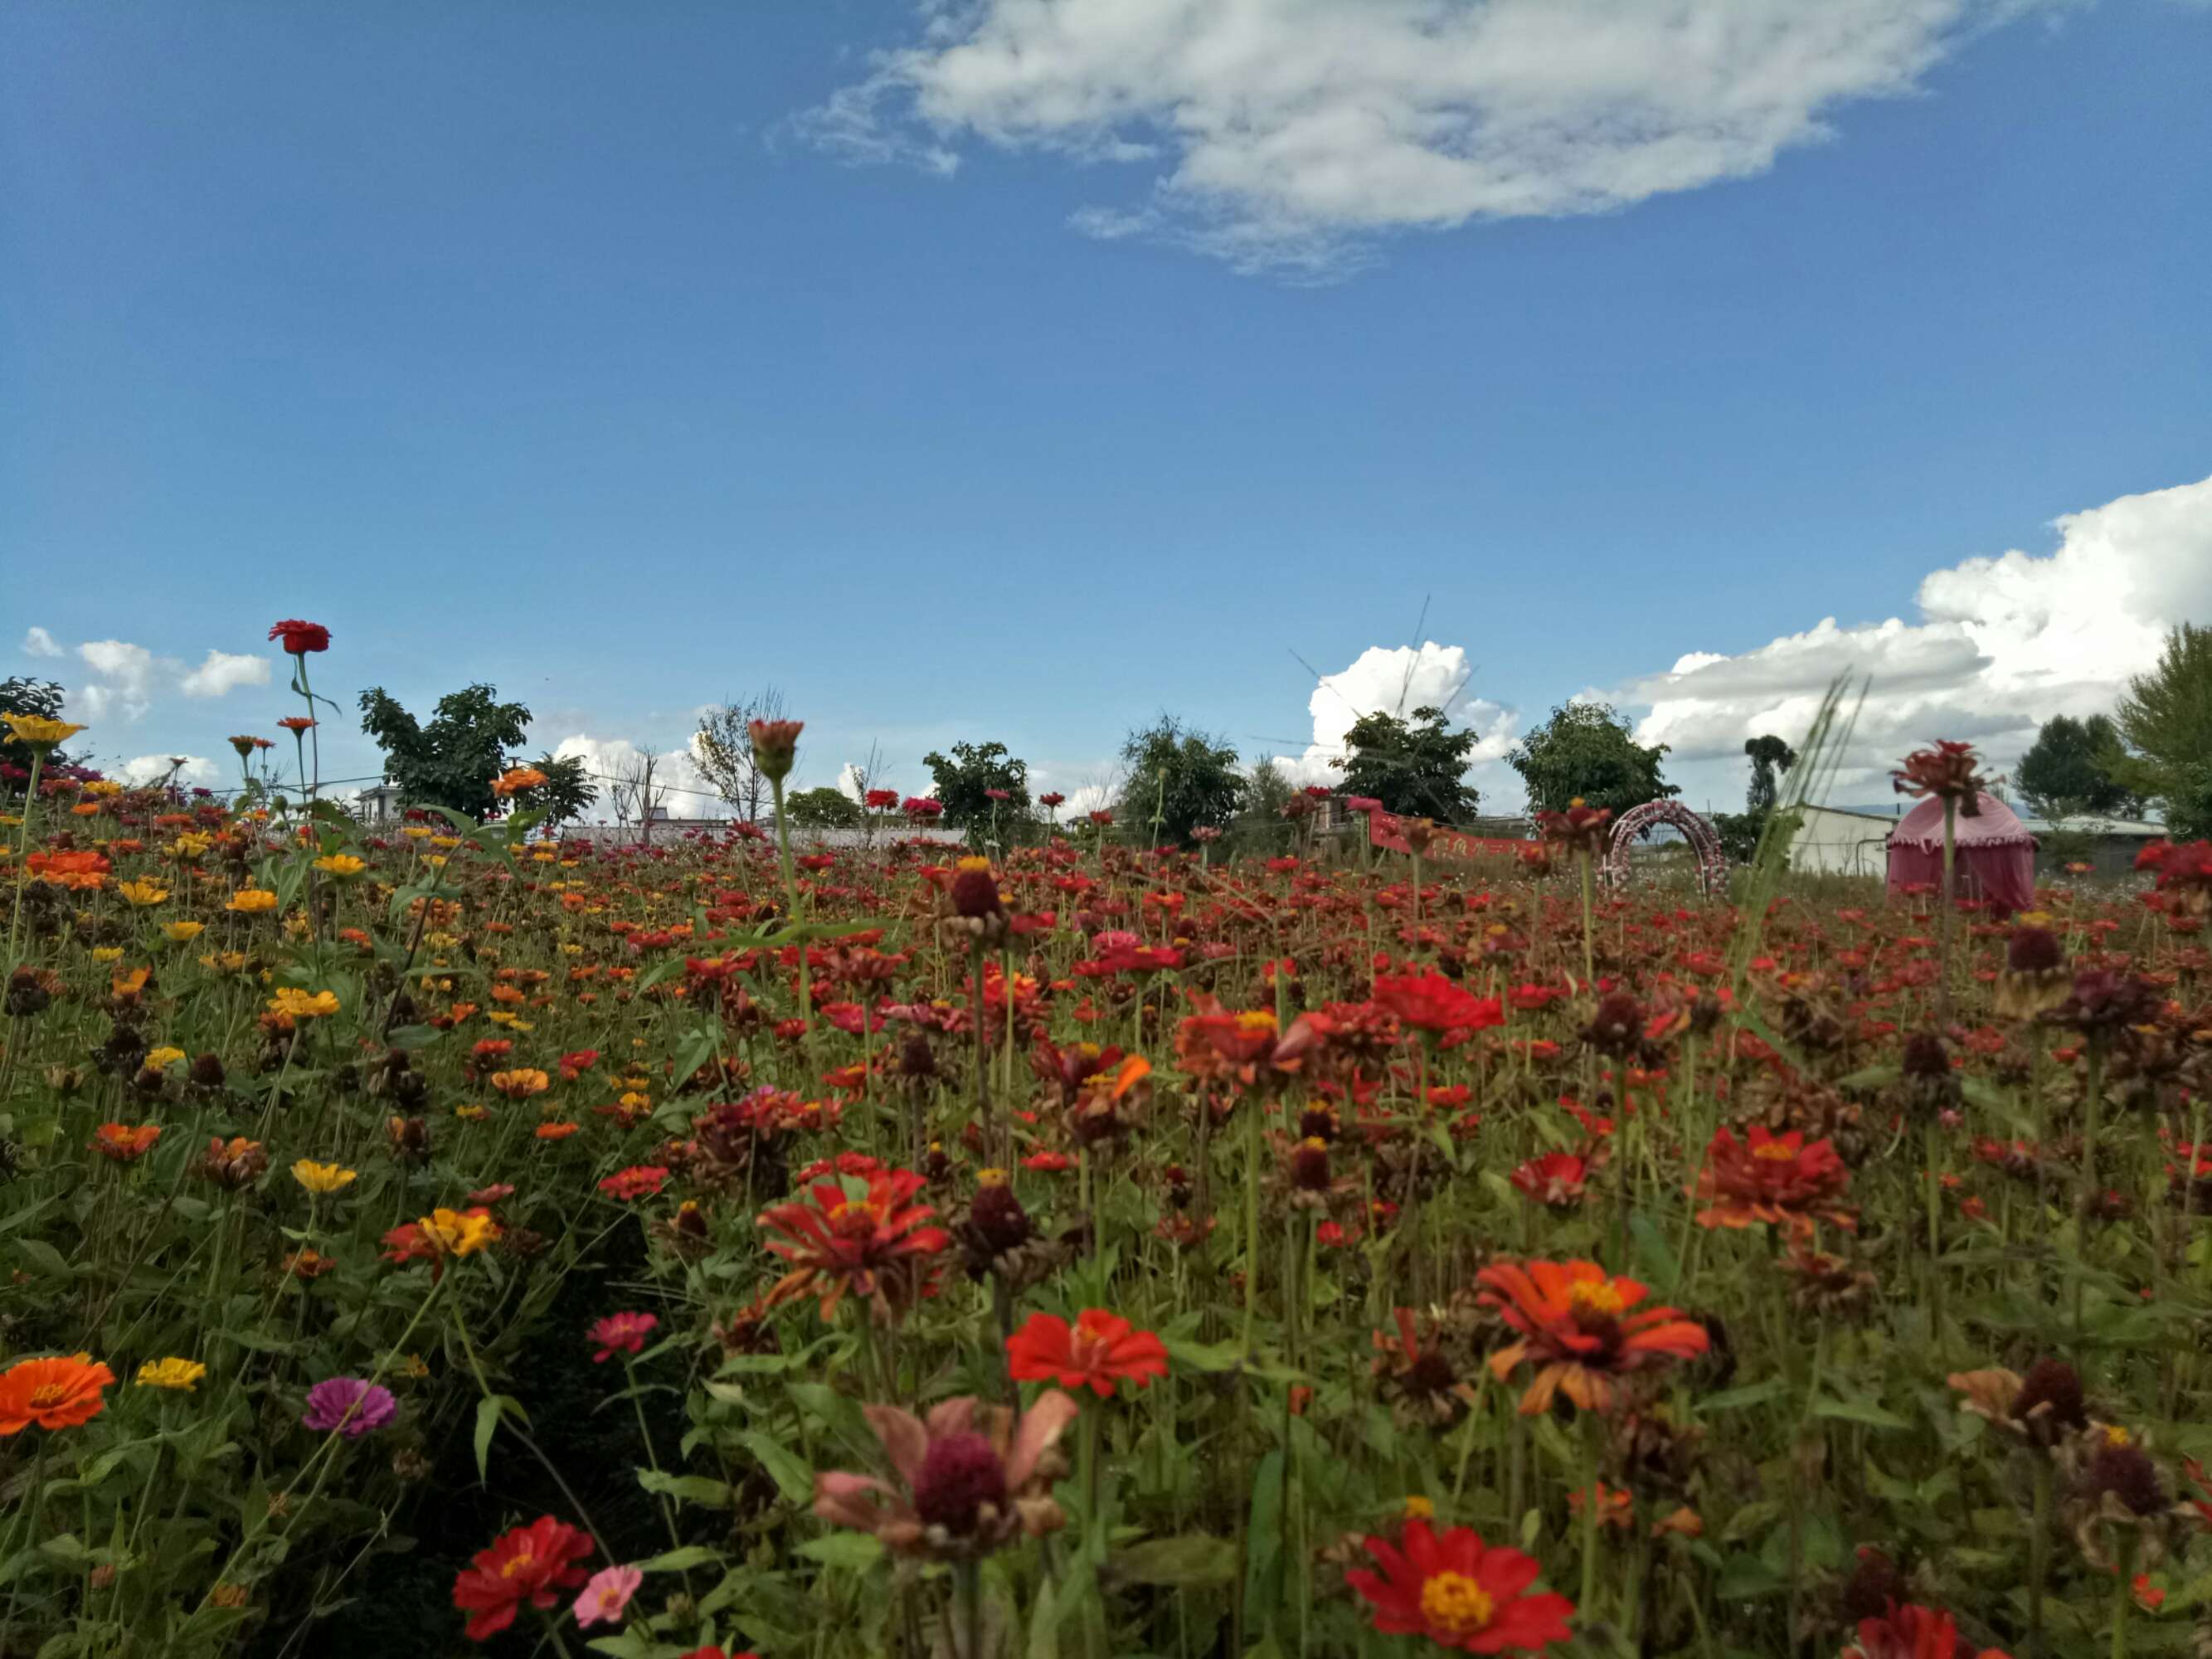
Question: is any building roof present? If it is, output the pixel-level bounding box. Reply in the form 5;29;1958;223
2015;815;2166;837
1889;791;2034;851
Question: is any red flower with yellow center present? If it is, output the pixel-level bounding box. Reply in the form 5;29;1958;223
1346;1517;1575;1653
1475;1259;1708;1416
1371;972;1505;1037
1004;1310;1169;1399
449;1515;593;1641
757;1167;949;1319
1693;1126;1855;1235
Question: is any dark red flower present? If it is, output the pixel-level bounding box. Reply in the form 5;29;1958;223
267;619;331;655
450;1515;592;1641
1372;972;1505;1037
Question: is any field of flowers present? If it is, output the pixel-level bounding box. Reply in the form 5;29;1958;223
5;630;2212;1659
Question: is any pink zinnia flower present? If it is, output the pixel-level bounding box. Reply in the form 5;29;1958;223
588;1312;659;1364
572;1563;642;1627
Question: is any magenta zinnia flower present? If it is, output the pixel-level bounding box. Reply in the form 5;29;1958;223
588;1311;659;1364
302;1377;397;1438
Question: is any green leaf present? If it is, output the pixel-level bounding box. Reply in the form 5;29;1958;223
796;1532;883;1571
1105;1535;1239;1589
385;1024;441;1051
1811;1396;1912;1431
1242;1449;1286;1628
639;1545;721;1574
1163;1334;1245;1374
473;1395;505;1483
737;1431;812;1506
1836;1063;1901;1091
637;1471;733;1509
1698;1379;1791;1414
14;1238;71;1279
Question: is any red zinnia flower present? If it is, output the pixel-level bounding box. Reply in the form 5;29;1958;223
450;1515;594;1641
1843;1601;2008;1659
1475;1259;1708;1416
1004;1310;1169;1399
587;1311;659;1363
1346;1517;1574;1653
267;619;332;655
1372;973;1505;1037
598;1165;671;1202
756;1167;949;1319
1693;1125;1855;1235
1510;1151;1590;1209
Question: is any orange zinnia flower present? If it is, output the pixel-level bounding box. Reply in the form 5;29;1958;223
1004;1309;1169;1399
1475;1259;1707;1416
1693;1126;1855;1235
0;1355;117;1433
91;1123;163;1162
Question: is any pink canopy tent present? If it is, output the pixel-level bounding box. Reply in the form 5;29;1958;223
1885;791;2038;916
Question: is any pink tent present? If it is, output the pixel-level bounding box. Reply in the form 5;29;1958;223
1885;791;2037;917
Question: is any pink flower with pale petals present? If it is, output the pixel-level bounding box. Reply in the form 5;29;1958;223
587;1311;659;1364
572;1563;642;1627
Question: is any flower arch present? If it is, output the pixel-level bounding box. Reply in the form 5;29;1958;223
1604;800;1728;897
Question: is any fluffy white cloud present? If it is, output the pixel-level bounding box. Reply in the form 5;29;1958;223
813;0;2025;273
1625;472;2212;800
1271;640;1518;789
179;649;273;698
546;733;722;823
73;640;163;722
22;626;61;659
117;754;216;787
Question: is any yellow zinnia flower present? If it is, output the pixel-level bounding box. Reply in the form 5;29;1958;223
199;951;248;973
268;988;340;1019
135;1357;208;1392
226;889;278;914
291;1159;358;1194
421;1208;499;1257
116;879;169;907
90;946;123;963
163;921;206;943
2;713;87;749
312;854;367;878
144;1047;186;1070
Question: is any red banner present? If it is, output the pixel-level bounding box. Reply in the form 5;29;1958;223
1367;811;1530;861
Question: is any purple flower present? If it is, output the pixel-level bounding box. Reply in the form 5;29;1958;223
302;1377;397;1438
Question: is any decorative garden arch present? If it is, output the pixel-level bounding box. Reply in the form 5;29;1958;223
1604;800;1730;896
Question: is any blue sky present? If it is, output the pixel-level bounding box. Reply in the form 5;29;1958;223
4;1;2209;815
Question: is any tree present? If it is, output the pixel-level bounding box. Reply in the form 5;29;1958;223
694;688;785;823
1;678;83;771
1743;735;1798;816
514;752;597;829
1117;716;1243;846
608;746;665;844
2115;625;2212;839
1229;756;1298;857
781;786;863;830
921;740;1033;838
358;684;532;821
1330;705;1482;820
1507;702;1677;818
2015;714;2138;821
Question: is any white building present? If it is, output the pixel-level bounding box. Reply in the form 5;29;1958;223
1787;804;1903;878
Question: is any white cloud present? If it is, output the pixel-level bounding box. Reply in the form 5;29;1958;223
22;627;61;659
837;761;869;801
1271;640;1519;791
812;0;2028;273
1625;471;2212;801
547;733;722;823
117;754;216;787
71;640;163;722
178;649;273;698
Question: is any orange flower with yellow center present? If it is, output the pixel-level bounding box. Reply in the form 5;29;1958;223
0;1355;116;1433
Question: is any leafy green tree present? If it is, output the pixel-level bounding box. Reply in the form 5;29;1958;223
1;678;81;771
921;740;1032;839
2015;714;2138;821
1229;756;1298;857
357;684;532;821
1118;716;1243;846
781;786;863;830
1743;735;1798;816
1331;705;1482;820
1507;702;1677;817
2115;625;2212;839
514;752;597;828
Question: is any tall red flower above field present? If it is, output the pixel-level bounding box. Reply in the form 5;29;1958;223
1694;1126;1855;1234
758;1167;949;1319
1476;1259;1707;1415
1891;740;1986;815
1346;1516;1574;1653
1005;1310;1168;1399
1372;972;1505;1038
267;619;331;655
450;1515;593;1641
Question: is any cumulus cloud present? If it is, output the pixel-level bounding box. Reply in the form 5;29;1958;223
1625;471;2212;799
73;640;163;722
1271;641;1519;790
179;649;273;698
546;733;722;823
810;0;2029;274
117;754;216;787
22;627;61;659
